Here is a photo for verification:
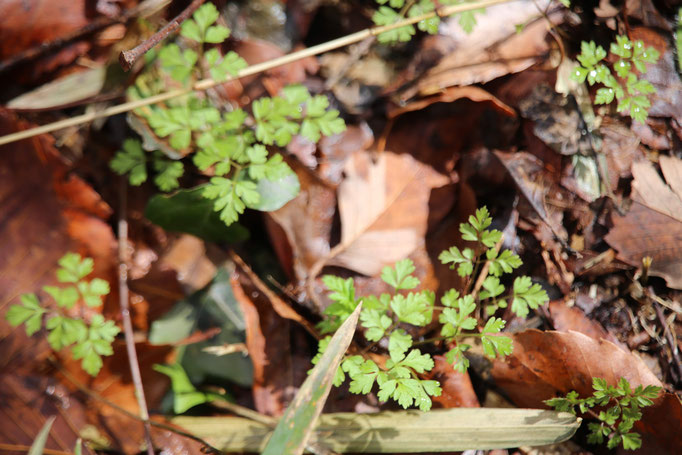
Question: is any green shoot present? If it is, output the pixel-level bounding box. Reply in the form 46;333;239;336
6;253;119;376
372;0;486;44
545;377;662;450
110;3;346;226
312;206;549;411
573;35;660;123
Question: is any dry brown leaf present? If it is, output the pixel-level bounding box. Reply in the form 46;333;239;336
399;2;563;99
0;374;89;453
548;300;624;349
267;160;337;283
491;329;662;409
321;150;449;277
388;86;516;119
492;330;682;454
427;356;480;408
605;156;682;289
600;117;646;191
494;151;567;243
231;270;293;417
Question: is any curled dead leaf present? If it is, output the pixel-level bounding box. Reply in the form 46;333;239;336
606;156;682;289
318;150;449;277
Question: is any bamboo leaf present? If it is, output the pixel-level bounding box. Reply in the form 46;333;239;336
173;408;580;453
261;303;362;455
29;416;56;455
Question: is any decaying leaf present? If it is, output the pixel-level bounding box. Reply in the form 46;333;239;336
492;330;663;409
519;84;593;156
494;151;567;243
268;160;337;282
231;269;293;416
323;150;449;277
606;156;682;289
398;1;563;100
491;330;681;454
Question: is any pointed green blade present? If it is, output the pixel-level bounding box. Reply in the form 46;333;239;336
29;416;56;455
262;303;362;455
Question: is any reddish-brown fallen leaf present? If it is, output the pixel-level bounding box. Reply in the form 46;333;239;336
0;0;94;82
231;268;293;416
548;300;625;349
388;86;516;119
0;111;180;453
0;374;88;453
0;110;115;374
495;333;682;453
491;330;662;410
627;392;682;455
605;156;682;289
426;356;480;409
317;150;449;277
267;159;337;285
396;4;563;100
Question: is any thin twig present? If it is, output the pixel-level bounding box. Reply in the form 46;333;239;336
0;0;513;147
117;179;155;455
119;0;205;71
652;302;682;384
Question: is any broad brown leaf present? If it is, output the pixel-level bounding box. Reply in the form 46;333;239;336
231;268;293;416
396;3;563;100
426;356;480;409
491;330;662;409
605;156;682;289
548;300;624;349
492;330;681;454
322;150;449;277
268;160;337;283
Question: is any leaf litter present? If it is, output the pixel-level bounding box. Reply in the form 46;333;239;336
1;1;682;453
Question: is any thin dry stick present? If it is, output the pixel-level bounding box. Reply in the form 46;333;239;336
119;0;204;70
117;179;155;455
652;302;682;383
0;0;513;147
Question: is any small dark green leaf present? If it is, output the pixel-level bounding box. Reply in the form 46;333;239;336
145;186;249;243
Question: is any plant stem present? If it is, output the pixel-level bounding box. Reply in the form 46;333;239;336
117;179;155;455
0;0;514;147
